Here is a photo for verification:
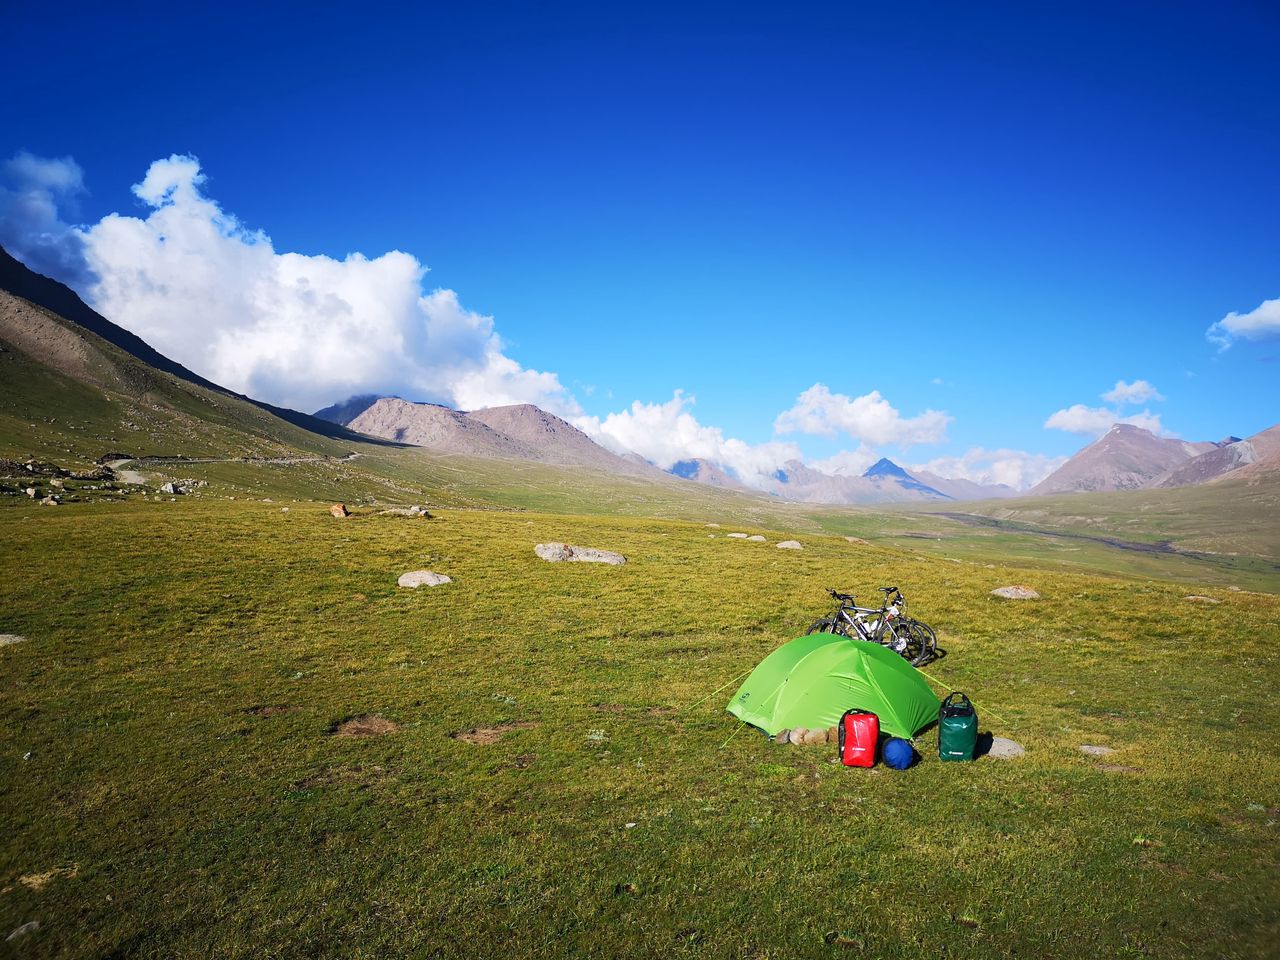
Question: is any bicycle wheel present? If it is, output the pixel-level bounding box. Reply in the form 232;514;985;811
806;618;844;637
900;619;937;666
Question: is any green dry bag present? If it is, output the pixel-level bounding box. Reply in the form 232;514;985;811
939;692;977;762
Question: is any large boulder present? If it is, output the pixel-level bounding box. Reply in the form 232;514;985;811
987;737;1025;759
746;535;766;542
329;503;350;518
991;585;1039;600
398;570;452;588
535;543;626;565
776;540;803;550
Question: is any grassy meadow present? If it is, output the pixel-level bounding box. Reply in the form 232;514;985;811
2;500;1277;958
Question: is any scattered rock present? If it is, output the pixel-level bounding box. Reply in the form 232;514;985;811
329;503;350;518
159;482;181;495
450;722;537;745
986;737;1025;759
40;496;59;506
0;634;27;646
534;542;626;565
1080;744;1116;757
398;570;452;588
1183;595;1221;604
746;535;766;542
777;540;803;550
6;922;39;942
787;727;807;744
380;505;432;518
726;532;749;539
843;536;869;545
49;478;64;489
991;585;1039;600
1227;585;1242;592
24;487;36;498
774;729;791;745
800;728;829;746
330;715;399;737
705;523;720;528
281;507;289;512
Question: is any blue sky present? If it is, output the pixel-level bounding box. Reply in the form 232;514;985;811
2;1;1277;487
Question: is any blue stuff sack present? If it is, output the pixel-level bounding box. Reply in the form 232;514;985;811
882;737;915;770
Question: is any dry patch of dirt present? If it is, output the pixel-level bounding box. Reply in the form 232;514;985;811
19;865;78;890
245;704;295;718
330;715;400;737
449;722;537;745
292;764;392;790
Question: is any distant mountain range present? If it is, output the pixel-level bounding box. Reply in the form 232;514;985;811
1030;422;1280;495
2;241;1275;507
313;395;1017;504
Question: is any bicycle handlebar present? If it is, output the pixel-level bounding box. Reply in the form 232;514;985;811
827;588;856;602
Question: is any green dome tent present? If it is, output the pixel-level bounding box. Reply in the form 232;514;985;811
727;634;939;738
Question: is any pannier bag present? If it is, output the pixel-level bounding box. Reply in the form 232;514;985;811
839;710;880;768
938;692;978;762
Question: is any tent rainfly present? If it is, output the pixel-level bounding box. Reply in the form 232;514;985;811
727;633;939;739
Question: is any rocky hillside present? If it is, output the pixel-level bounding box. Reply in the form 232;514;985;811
316;396;662;476
1031;424;1218;495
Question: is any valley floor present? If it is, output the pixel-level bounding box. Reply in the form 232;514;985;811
1;501;1277;958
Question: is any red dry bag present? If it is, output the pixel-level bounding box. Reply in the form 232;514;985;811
838;710;880;768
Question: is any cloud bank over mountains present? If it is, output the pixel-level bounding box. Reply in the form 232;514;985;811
0;151;1146;492
1044;379;1169;438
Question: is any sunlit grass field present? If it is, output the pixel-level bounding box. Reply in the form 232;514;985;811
2;501;1277;958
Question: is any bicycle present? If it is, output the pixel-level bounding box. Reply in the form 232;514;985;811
805;586;938;666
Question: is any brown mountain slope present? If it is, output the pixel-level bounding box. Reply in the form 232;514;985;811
465;403;659;474
1211;424;1280;483
1031;424;1215;495
343;398;538;459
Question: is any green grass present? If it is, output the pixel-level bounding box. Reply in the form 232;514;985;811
2;501;1277;958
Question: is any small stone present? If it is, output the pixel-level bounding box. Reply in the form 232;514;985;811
1080;744;1116;757
159;482;181;495
987;737;1025;759
397;570;452;588
330;503;349;518
790;727;808;743
40;496;58;506
801;728;828;746
777;540;803;550
281;507;289;512
726;532;749;539
625;822;637;829
774;729;791;745
843;536;869;545
50;479;64;489
705;523;720;528
991;585;1039;600
1183;595;1220;604
746;535;766;542
24;487;36;498
6;921;39;942
0;634;27;646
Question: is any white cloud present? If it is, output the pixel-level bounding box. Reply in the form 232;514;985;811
1044;404;1165;437
576;391;803;487
809;446;879;477
774;384;951;446
1102;379;1163;404
70;154;577;415
910;448;1068;491
0;151;93;286
1207;297;1280;350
